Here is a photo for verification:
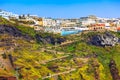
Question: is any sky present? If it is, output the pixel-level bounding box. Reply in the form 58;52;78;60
0;0;120;18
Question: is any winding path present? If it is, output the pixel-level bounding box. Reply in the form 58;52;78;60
42;68;76;79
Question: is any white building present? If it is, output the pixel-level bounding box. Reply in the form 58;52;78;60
105;23;110;29
42;18;57;27
75;26;89;31
81;19;96;26
0;9;19;20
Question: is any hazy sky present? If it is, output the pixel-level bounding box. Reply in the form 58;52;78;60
0;0;120;18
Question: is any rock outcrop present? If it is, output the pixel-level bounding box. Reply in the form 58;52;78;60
0;25;66;45
89;32;119;46
0;24;33;41
35;34;66;45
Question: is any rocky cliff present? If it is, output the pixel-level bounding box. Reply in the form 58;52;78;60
0;24;32;41
89;32;119;46
35;34;66;45
0;25;66;46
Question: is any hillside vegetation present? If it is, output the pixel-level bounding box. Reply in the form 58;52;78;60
0;17;120;80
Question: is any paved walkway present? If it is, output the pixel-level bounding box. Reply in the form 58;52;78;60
42;68;76;79
41;54;71;64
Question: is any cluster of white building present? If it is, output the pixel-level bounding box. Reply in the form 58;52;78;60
0;9;19;20
1;9;120;33
41;16;120;32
